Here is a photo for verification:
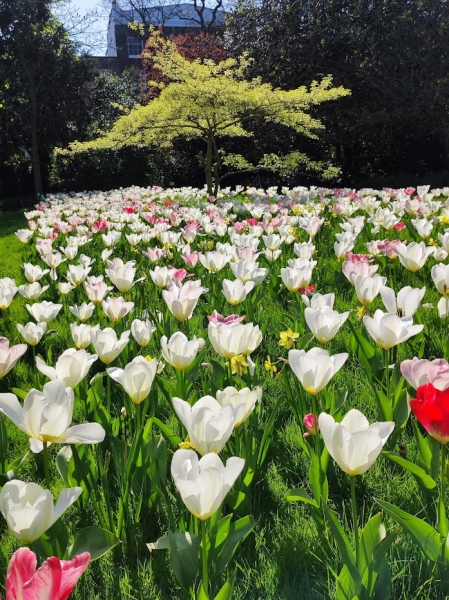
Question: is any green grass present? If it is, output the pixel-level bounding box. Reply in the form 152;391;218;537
0;210;27;281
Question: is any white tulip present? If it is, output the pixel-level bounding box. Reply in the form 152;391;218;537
301;292;335;309
319;409;394;476
288;347;348;395
0;287;17;310
199;251;230;273
0;480;81;542
23;263;49;283
395;242;434;272
363;310;423;350
0;380;105;453
208;321;262;358
216;386;262;427
36;348;98;388
354;274;387;306
70;323;98;350
131;318;156;347
26;301;62;323
17;322;47;346
107;356;158;404
305;306;350;343
280;267;313;292
69;302;95;322
380;286;426;317
90;327;130;364
431;264;449;296
172;396;236;455
161;331;205;370
102;296;134;322
222;279;255;305
171;449;245;520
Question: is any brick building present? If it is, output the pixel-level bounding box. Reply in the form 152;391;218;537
94;2;225;74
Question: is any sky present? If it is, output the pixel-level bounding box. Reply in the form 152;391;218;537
56;0;110;55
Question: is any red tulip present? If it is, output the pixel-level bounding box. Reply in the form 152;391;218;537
3;547;90;600
410;383;449;444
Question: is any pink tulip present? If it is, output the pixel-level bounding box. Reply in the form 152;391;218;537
303;413;318;438
0;338;27;379
3;547;90;600
345;252;370;263
181;250;199;268
400;358;449;391
207;310;245;325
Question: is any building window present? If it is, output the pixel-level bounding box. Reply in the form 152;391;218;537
127;37;144;58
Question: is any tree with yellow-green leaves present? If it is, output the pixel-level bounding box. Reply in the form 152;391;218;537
66;31;350;195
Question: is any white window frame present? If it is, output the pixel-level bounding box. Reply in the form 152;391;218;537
127;36;144;58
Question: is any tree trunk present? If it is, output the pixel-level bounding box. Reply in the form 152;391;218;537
15;23;43;196
205;131;213;195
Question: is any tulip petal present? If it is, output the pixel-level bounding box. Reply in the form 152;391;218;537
51;487;82;526
59;552;90;600
22;557;61;600
340;409;369;433
61;423;106;445
0;393;28;435
6;547;37;599
172;397;192;431
35;356;57;380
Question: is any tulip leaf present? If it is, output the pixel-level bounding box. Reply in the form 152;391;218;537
168;530;201;593
214;577;235;600
309;450;328;504
152;417;182;447
67;526;120;561
392;389;410;434
412;419;433;475
296;332;314;350
257;395;282;467
376;499;447;563
214;515;255;577
197;583;210;600
359;527;399;600
359;513;383;576
11;387;28;400
336;564;356;600
374;389;393;422
383;452;437;491
437;495;448;538
285;487;318;507
322;501;360;586
226;490;247;510
32;519;69;560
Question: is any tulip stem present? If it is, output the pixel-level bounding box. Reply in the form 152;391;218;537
350;475;360;568
201;518;209;593
442;444;447;498
43;442;51;490
384;349;390;404
107;375;111;414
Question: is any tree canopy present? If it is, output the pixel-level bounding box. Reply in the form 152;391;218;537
67;33;349;194
0;0;95;196
227;0;449;183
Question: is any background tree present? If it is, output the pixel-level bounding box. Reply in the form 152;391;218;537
0;0;95;196
143;28;227;99
67;34;349;194
101;0;225;33
227;0;449;184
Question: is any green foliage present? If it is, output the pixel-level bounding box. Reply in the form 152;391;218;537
65;33;349;194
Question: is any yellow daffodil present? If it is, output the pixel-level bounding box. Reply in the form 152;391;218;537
230;354;248;376
279;328;299;350
264;355;277;377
